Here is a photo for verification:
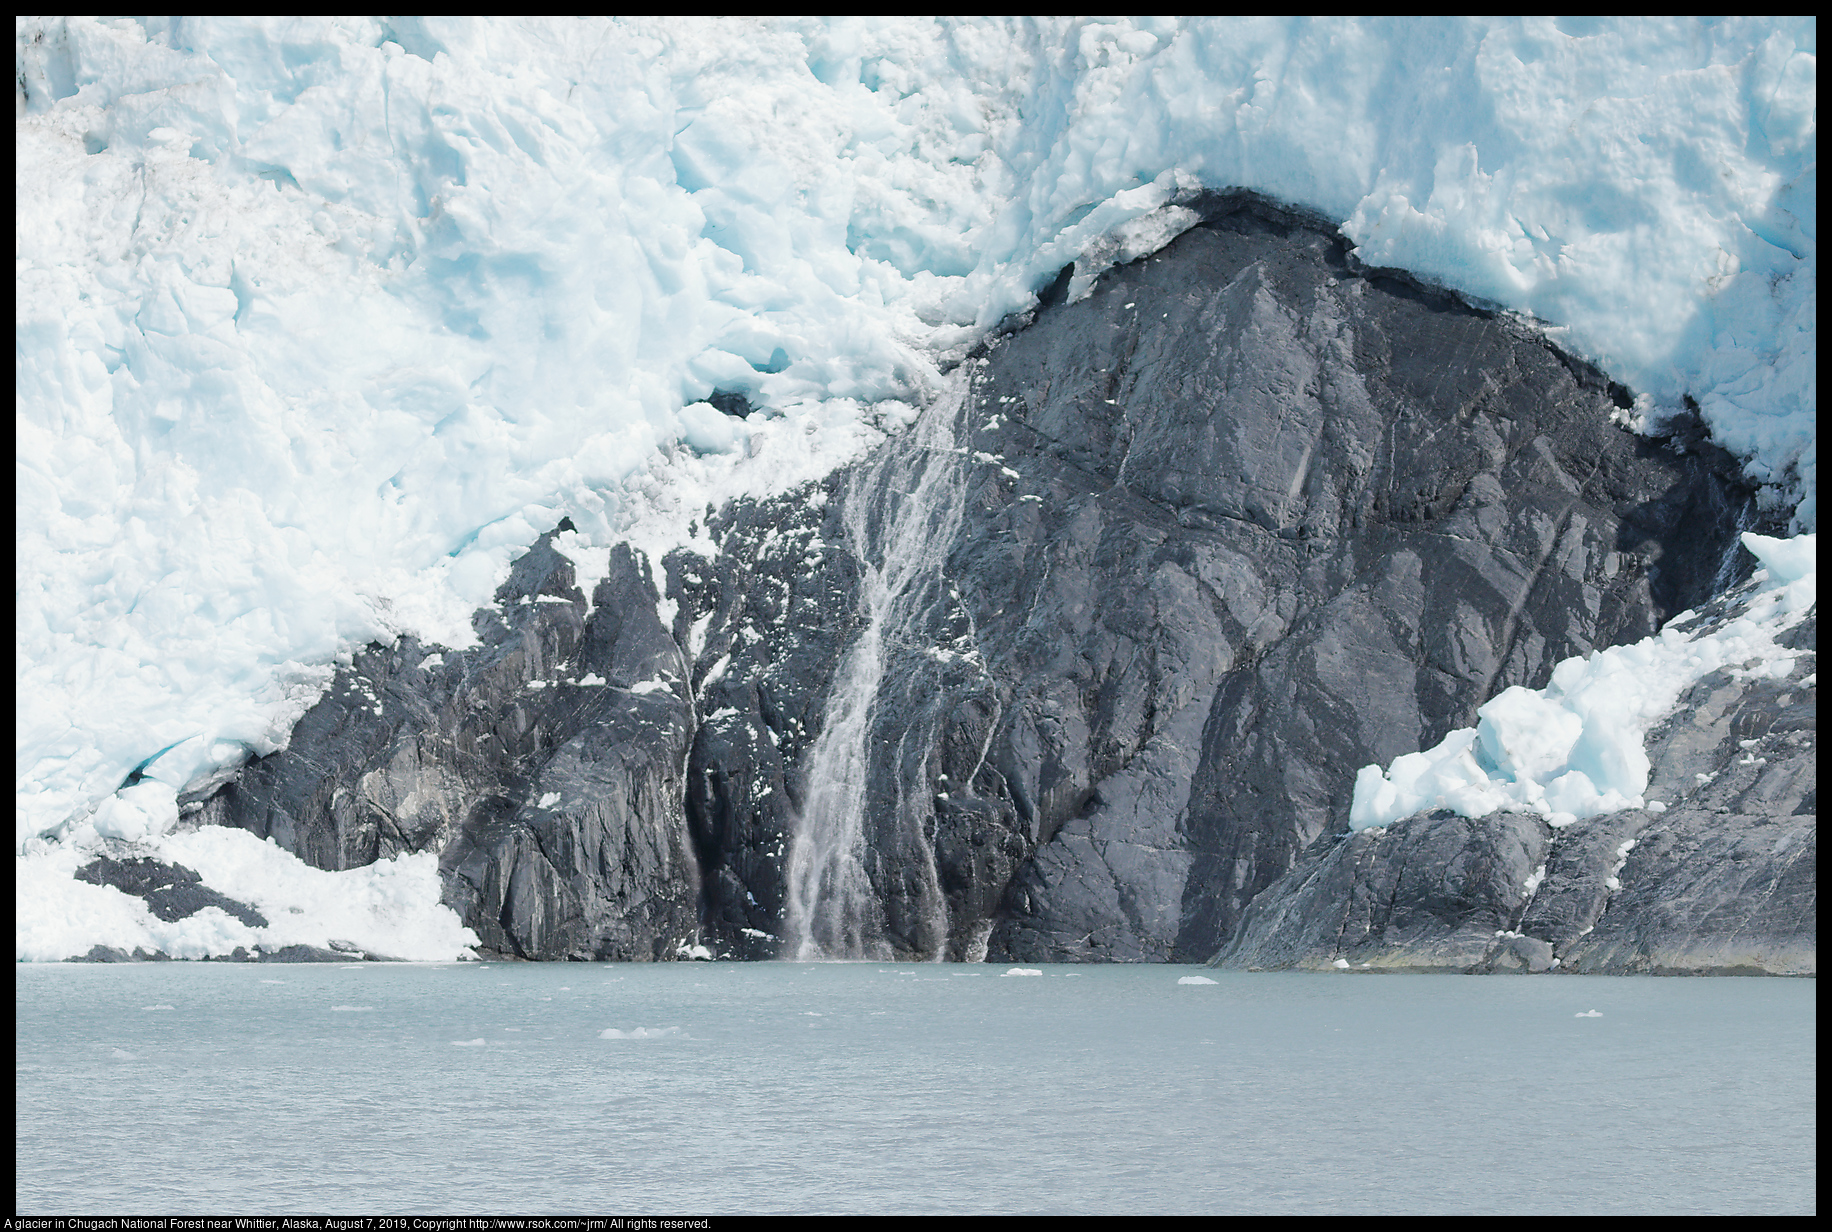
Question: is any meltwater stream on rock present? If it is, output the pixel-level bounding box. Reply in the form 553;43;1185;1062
787;376;976;961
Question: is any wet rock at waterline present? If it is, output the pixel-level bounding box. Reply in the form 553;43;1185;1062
182;196;1786;966
1215;592;1814;975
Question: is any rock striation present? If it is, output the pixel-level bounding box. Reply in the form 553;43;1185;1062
165;193;1798;968
1214;586;1814;975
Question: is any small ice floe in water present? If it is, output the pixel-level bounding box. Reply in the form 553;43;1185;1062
1001;967;1043;977
141;1004;176;1011
451;1038;488;1047
110;1047;136;1060
1575;1010;1604;1018
803;1011;824;1016
260;979;285;985
329;1006;374;1012
599;1026;681;1039
1177;975;1218;985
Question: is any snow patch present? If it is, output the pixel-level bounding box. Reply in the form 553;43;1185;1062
15;825;481;962
1604;839;1638;892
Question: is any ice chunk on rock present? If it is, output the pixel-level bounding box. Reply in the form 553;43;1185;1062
1742;532;1815;587
1477;687;1583;785
1352;534;1816;829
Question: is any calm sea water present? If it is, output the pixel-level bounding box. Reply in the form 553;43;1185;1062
15;962;1815;1214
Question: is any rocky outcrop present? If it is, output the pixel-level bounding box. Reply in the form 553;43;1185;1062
855;194;1761;961
188;539;705;960
184;192;1786;966
1214;593;1814;974
1553;600;1814;975
75;855;268;928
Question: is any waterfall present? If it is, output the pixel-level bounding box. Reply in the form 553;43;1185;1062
1710;490;1760;598
784;377;972;960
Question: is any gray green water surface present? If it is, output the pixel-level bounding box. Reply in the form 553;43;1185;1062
15;962;1816;1214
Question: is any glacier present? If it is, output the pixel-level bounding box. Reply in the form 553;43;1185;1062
14;17;1816;958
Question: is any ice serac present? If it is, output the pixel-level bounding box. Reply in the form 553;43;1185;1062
1216;581;1815;975
186;198;1780;964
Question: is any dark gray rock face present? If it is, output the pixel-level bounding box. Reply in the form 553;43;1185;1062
74;856;267;928
665;491;868;958
913;197;1756;962
188;194;1783;966
1554;598;1815;975
1204;809;1557;973
190;540;704;960
1215;591;1814;975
